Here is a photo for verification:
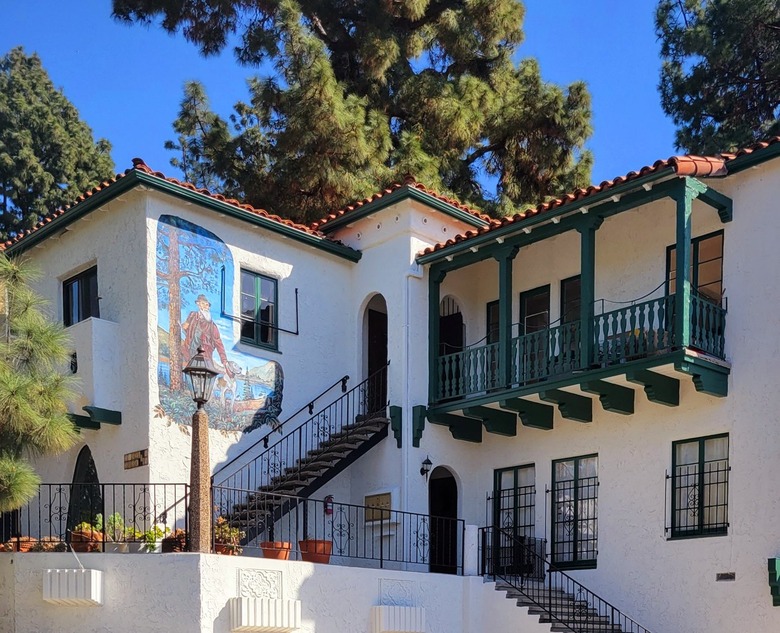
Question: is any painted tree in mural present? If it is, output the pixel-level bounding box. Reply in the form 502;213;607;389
0;47;114;240
0;256;78;511
657;0;780;153
156;218;224;389
113;0;593;222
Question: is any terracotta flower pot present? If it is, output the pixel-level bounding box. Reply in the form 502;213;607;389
70;530;103;553
260;541;292;560
298;539;332;564
214;542;240;555
13;537;37;553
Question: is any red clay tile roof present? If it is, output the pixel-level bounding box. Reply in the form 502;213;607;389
417;139;780;258
1;158;332;251
310;175;492;231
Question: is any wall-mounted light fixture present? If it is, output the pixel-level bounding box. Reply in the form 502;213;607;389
420;456;433;480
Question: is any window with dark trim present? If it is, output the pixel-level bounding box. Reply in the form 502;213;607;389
240;270;278;349
560;275;581;324
63;266;99;327
552;454;598;568
486;300;499;344
671;434;729;538
666;230;724;305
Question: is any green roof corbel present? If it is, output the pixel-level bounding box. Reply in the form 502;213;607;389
685;177;732;223
69;413;99;430
68;405;122;430
316;185;490;233
389;405;402;448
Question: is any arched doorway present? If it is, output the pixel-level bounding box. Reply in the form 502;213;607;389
428;465;458;574
364;294;388;412
66;446;103;538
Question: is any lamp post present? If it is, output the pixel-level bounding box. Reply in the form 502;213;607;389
182;346;218;553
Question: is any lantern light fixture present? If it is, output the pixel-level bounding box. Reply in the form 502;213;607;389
182;347;219;408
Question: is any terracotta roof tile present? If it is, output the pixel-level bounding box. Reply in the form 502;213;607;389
310;180;491;231
417;142;780;258
2;158;336;251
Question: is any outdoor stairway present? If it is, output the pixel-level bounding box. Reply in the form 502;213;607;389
227;415;389;532
213;365;390;543
496;581;623;632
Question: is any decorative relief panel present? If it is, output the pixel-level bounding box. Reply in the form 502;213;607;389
379;579;416;607
238;569;282;600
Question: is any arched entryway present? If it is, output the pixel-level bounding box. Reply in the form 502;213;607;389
66;446;103;538
428;465;458;574
364;294;388;411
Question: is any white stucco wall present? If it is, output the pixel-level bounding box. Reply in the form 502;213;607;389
0;553;553;633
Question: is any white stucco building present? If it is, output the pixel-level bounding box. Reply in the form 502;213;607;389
2;139;780;632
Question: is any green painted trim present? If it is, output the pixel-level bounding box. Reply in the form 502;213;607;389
462;406;517;437
695;182;733;223
494;245;520;389
316;186;489;233
416;172;681;267
673;180;694;350
580;380;634;415
427;411;482;443
389;405;402;448
539;389;592;423
428;268;446;403
768;558;780;607
69;413;99;430
82;406;122;425
577;217;602;369
675;358;729;397
7;170;362;262
626;369;680;407
412;405;426;448
499;398;554;430
726;142;780;174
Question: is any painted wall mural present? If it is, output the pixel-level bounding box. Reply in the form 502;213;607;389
156;215;283;432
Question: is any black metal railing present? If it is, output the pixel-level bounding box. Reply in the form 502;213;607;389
214;363;389;492
214;486;464;573
479;527;653;633
1;483;189;552
212;373;350;484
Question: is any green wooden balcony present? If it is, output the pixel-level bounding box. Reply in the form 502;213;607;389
433;294;727;405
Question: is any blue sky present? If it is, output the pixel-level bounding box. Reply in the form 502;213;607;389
0;1;676;188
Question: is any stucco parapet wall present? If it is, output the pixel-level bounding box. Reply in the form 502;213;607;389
230;597;301;632
42;568;104;606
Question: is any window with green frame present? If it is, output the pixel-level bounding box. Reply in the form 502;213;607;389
240;269;278;349
670;434;729;538
666;230;724;305
551;454;598;569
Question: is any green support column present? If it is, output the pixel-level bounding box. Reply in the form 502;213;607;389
493;245;520;389
674;180;694;349
576;217;603;369
428;267;447;404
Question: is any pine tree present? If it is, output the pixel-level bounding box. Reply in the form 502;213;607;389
657;0;780;154
0;256;78;512
0;48;115;239
113;0;592;221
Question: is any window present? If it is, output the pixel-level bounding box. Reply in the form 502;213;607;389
560;276;581;324
63;266;99;327
486;300;499;344
493;465;535;537
671;434;729;538
552;454;598;568
240;270;277;349
666;231;724;305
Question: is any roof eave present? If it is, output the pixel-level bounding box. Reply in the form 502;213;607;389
317;186;489;233
725;140;780;174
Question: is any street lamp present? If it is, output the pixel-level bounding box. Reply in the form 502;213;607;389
183;347;218;553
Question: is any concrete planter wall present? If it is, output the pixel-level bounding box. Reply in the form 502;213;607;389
371;606;426;633
229;597;301;632
42;569;103;606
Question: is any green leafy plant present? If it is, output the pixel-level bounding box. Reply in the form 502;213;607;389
142;525;170;552
213;516;244;555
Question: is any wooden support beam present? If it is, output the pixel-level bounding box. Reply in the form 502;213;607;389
675;361;729;397
389;405;402;448
499;398;554;430
427;412;482;443
412;405;426;447
626;369;680;406
580;380;635;415
462;406;517;436
539;390;592;423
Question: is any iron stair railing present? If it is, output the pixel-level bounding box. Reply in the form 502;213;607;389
479;527;653;633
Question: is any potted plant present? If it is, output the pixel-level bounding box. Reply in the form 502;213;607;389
70;521;103;552
141;525;169;553
162;529;188;553
260;540;292;560
298;539;332;564
213;516;244;555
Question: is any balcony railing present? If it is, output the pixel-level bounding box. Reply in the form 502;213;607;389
214;486;464;573
434;294;726;403
1;483;189;552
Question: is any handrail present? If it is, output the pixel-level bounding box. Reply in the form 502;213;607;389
214;363;389;490
212;373;350;483
479;527;653;633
